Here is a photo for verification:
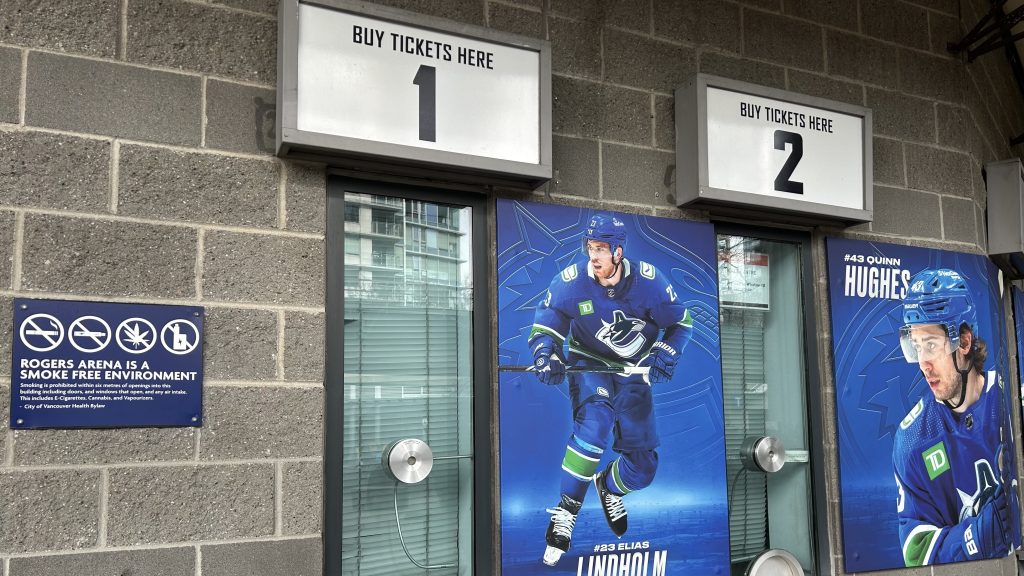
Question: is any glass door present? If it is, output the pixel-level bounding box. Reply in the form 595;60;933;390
326;178;489;576
716;232;826;575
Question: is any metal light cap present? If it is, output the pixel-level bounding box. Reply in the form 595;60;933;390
382;438;434;484
744;549;803;576
740;435;786;473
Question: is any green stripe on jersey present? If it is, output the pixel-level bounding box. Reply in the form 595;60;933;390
610;459;633;494
529;324;564;347
903;528;938;566
680;308;693;328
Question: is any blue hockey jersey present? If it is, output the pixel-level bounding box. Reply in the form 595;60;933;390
892;370;1019;565
529;258;690;366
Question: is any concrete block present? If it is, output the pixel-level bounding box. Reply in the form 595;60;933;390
652;0;741;53
0;212;13;290
502;0;543;8
11;548;195;576
202;538;322;576
107;464;274;545
738;0;781;9
825;31;899;89
899;49;966;104
0;0;117;58
205;80;276;155
929;12;962;56
368;0;485;25
0;297;11;376
976;203;986;251
282;461;323;535
202;231;324;306
0;132;110;212
549;17;602;80
942;196;976;243
937;104;970;151
604;28;696;93
872;186;941;237
285;161;326;234
26;52;201;147
0;469;99;552
13;428;194;466
200;386;323;460
552;76;651;145
118;145;279;227
784;0;857;29
655;96;674;150
550;0;649;32
205;308;278;380
487;3;544;38
743;10;824;71
866;88;936;143
0;48;20;124
601;144;674;206
786;71;864;107
550;135;600;198
905;144;972;197
699;52;786;90
212;0;276;14
873;137;905;187
861;0;930;50
906;0;958;15
21;215;197;299
284;311;325;382
127;0;276;84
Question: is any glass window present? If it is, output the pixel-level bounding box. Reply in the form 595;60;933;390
345;204;360;223
718;235;816;576
342;193;474;575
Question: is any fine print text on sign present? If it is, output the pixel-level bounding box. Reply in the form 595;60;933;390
11;299;204;429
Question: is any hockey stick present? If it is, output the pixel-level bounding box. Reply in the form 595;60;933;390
499;364;650;375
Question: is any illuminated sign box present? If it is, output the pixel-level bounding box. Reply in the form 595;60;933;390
676;74;873;224
277;0;552;189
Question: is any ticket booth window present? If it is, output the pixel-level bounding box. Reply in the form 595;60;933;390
326;178;490;575
717;231;829;575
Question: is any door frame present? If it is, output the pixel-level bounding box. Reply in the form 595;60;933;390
324;175;493;575
713;223;830;575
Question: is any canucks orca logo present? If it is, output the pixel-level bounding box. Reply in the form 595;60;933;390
595;310;647;357
958;459;998;521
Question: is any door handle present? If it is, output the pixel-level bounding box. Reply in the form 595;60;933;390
381;438;472;570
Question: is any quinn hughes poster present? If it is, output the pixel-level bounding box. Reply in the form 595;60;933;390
496;199;728;575
827;237;1021;572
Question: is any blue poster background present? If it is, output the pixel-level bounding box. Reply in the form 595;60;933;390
826;237;1020;571
496;199;728;575
11;298;204;429
1013;286;1024;415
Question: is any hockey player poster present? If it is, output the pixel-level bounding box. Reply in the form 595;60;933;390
826;237;1021;572
496;199;729;575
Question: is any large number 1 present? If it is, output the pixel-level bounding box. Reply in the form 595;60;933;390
413;65;436;142
773;130;803;194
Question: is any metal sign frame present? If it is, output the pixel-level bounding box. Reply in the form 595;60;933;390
277;0;552;189
676;74;873;224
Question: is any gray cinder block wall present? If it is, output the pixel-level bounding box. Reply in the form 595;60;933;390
1;0;1023;576
0;1;325;575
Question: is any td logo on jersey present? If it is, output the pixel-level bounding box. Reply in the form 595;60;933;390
923;441;950;480
596;310;647;358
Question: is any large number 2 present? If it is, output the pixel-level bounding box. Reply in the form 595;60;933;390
773;130;803;194
413;65;436;142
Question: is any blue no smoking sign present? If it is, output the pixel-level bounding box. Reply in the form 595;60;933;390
11;299;204;429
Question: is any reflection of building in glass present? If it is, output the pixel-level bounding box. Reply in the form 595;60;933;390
344;194;470;309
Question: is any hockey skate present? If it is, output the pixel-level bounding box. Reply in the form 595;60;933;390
543;495;581;566
594;467;628;537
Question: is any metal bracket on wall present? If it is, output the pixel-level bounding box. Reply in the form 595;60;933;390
948;0;1024;146
381;439;473;570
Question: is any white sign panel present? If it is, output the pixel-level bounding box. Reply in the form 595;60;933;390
296;3;540;164
705;86;864;210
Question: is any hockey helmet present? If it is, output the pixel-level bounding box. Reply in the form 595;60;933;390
898;268;977;363
580;213;627;258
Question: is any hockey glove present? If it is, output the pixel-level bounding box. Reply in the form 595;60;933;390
637;341;679;385
532;338;566;386
964;484;1010;558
